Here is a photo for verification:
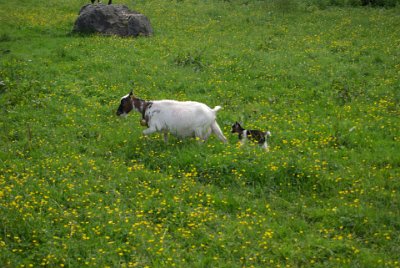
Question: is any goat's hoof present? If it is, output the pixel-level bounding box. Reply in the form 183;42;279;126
140;119;147;126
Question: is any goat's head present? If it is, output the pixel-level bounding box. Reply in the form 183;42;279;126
116;91;134;116
231;121;244;134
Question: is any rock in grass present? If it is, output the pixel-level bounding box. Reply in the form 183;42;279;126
72;4;153;37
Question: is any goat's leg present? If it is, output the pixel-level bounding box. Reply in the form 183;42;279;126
195;128;210;143
239;139;246;147
202;127;212;141
163;132;169;143
260;142;269;151
211;121;227;143
143;127;157;136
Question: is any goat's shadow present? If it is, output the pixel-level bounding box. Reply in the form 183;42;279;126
123;133;216;170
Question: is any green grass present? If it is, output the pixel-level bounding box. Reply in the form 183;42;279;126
1;0;399;267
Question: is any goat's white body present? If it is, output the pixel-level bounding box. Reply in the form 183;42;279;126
142;100;227;142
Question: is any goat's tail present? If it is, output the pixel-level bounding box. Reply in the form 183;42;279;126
265;131;272;137
212;106;222;113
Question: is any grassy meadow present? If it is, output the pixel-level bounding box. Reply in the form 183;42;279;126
1;0;399;267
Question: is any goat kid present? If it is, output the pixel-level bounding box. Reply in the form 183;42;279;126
116;91;227;143
231;121;271;150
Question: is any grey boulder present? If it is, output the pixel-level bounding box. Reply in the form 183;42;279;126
73;4;153;37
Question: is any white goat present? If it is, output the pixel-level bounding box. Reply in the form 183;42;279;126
116;91;227;143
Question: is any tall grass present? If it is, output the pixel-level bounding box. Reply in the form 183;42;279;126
1;0;399;267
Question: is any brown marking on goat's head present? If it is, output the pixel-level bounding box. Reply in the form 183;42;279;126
116;91;134;116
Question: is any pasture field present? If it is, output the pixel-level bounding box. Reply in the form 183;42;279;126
0;0;399;267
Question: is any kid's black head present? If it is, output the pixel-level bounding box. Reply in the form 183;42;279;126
231;121;244;133
116;91;134;116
